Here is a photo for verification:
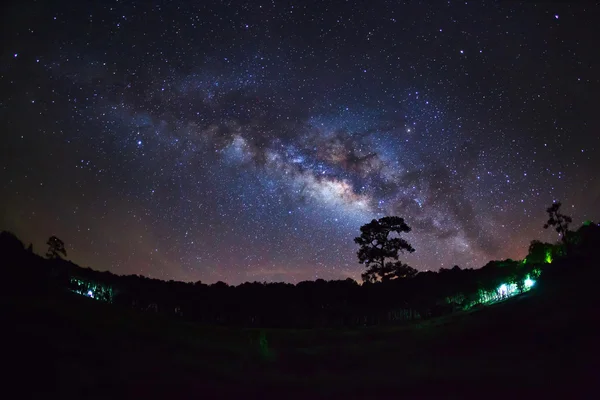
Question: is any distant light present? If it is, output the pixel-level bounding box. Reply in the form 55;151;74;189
14;53;18;58
137;140;142;145
554;14;559;19
524;278;535;289
498;284;507;294
87;290;94;298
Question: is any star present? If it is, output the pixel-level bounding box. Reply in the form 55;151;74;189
0;1;597;284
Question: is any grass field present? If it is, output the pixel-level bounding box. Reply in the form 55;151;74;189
3;275;599;399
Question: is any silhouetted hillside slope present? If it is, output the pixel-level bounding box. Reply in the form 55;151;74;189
2;224;600;398
3;258;599;398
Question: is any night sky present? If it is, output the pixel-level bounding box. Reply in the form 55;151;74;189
1;1;599;284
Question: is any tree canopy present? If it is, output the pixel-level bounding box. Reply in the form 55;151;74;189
46;236;67;259
544;202;572;245
354;216;417;283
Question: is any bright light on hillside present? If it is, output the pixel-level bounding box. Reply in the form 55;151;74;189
524;277;535;288
498;284;508;295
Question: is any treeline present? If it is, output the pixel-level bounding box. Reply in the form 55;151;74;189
2;221;599;328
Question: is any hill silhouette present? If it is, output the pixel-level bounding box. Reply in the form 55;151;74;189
2;219;600;398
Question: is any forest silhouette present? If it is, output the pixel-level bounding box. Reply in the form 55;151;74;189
2;202;598;328
2;202;600;398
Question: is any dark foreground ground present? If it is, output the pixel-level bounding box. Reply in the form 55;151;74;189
3;272;600;399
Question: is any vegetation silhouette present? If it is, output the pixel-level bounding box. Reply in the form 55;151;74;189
2;202;600;397
544;201;573;256
528;240;556;264
544;202;572;239
1;201;596;329
46;235;67;259
354;216;417;283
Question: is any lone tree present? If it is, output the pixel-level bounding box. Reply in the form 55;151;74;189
543;202;572;246
46;236;67;259
354;216;417;283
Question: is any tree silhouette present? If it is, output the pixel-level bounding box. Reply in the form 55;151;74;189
543;202;572;246
46;236;67;259
527;240;557;264
354;216;416;283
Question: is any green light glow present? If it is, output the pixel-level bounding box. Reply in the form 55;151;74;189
69;277;113;303
524;277;535;289
545;249;553;264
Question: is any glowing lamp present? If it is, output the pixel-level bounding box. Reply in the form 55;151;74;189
524;278;535;288
498;284;508;295
87;290;94;298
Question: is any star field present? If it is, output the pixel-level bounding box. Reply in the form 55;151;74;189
1;1;599;284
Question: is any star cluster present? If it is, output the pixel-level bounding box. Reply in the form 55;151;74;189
1;1;599;284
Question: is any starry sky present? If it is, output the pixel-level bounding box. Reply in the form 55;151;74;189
1;1;599;284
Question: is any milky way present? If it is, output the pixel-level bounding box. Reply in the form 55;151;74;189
1;1;599;284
